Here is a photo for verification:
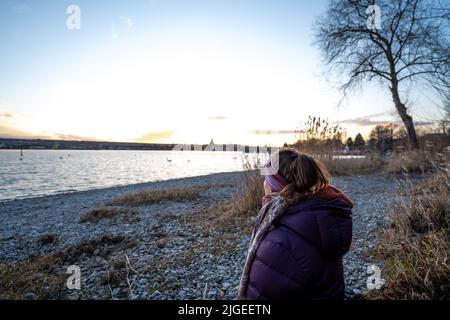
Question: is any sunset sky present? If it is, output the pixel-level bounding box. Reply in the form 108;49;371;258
0;0;442;146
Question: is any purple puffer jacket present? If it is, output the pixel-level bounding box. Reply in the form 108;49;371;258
243;188;353;300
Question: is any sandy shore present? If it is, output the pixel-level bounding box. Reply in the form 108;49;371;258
0;171;418;300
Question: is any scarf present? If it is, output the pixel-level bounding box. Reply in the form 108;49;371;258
237;194;289;299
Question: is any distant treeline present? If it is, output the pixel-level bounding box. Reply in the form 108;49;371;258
0;138;274;153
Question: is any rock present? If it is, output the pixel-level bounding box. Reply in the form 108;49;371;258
23;292;37;300
222;282;231;290
207;290;217;297
93;248;100;255
112;288;121;296
150;290;161;299
209;276;222;283
67;293;79;300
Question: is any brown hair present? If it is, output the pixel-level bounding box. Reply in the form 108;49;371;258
275;148;330;201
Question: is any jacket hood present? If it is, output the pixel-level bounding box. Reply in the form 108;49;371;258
277;186;353;259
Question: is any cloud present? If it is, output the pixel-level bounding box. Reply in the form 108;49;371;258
12;5;32;14
207;115;227;121
135;130;176;143
340;113;434;127
121;16;133;30
0;124;100;141
50;133;99;142
248;129;298;135
0;124;33;139
0;113;13;118
341;118;400;127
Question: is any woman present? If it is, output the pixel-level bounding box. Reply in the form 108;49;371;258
238;148;353;300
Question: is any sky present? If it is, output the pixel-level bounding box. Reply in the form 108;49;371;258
0;0;443;146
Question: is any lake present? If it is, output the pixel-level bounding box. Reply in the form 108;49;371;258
0;149;263;201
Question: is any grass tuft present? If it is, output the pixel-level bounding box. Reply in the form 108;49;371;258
105;187;202;206
0;256;67;300
232;160;265;216
80;207;140;224
38;234;58;246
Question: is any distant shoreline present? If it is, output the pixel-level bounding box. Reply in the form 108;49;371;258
0;138;274;152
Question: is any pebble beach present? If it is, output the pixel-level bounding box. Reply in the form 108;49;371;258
0;171;415;300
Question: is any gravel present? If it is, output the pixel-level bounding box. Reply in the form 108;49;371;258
0;171;419;300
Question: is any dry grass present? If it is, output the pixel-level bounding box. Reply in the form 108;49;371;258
384;151;441;174
105;187;202;206
80;207;140;224
0;235;137;299
0;255;67;300
60;235;137;264
319;154;384;176
103;259;127;286
232;160;265;216
38;234;58;245
367;162;450;300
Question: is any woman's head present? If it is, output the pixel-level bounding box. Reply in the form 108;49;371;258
264;148;330;200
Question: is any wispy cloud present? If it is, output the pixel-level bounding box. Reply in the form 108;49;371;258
12;5;32;14
135;130;176;143
50;133;99;142
0;124;32;139
340;112;434;127
0;124;101;141
0;113;13;118
207;115;227;121
248;129;298;135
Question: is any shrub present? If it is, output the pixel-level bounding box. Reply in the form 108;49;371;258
232;159;265;216
367;163;450;300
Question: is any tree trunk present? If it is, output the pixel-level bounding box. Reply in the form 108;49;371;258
390;85;419;150
385;47;419;150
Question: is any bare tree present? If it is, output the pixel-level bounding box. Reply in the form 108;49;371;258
438;94;450;134
315;0;450;149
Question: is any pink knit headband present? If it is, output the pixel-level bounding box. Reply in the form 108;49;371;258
264;160;288;193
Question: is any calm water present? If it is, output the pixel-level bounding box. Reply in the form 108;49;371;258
0;150;262;201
